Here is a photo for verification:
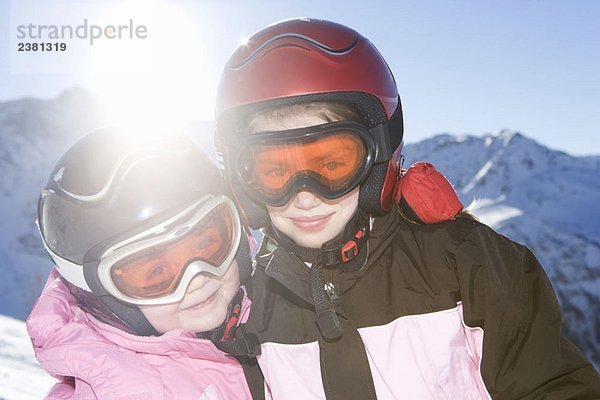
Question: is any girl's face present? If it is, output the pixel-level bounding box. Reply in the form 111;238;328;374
138;261;240;334
251;112;359;249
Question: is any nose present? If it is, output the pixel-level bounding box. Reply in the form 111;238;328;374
293;190;322;210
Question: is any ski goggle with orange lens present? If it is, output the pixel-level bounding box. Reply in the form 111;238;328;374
234;122;377;206
94;195;241;305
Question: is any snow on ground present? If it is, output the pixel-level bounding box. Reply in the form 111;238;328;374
0;315;55;400
466;196;524;227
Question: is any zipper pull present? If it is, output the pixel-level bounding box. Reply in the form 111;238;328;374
324;282;341;304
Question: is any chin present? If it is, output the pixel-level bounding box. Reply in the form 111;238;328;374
290;228;340;249
296;235;329;249
187;311;227;333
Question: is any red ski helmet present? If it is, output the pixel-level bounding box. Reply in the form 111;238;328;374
215;18;404;228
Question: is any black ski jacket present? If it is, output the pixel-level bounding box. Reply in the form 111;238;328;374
244;207;600;399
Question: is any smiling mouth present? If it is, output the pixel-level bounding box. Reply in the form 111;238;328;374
289;213;334;231
181;291;219;311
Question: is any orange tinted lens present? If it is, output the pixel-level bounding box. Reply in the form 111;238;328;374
110;203;235;299
250;132;365;192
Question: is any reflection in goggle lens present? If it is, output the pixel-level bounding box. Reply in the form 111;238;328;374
244;131;366;199
110;203;234;299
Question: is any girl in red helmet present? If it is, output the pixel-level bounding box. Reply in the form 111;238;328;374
216;18;600;400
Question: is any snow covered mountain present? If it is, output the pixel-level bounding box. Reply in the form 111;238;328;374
0;88;107;319
0;90;597;395
404;131;600;368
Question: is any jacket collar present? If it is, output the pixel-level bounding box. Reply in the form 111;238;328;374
255;206;404;300
256;234;315;305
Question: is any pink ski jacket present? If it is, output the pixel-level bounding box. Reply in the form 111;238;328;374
27;270;253;400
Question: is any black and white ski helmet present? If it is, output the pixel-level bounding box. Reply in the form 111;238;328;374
38;127;252;335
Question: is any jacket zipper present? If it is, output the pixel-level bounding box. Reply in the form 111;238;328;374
324;269;341;305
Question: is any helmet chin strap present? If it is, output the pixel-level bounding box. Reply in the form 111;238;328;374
319;208;370;272
269;207;370;272
268;208;371;341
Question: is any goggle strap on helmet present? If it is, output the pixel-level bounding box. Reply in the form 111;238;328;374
388;96;404;150
60;277;140;334
371;100;403;162
81;252;163;336
99;294;159;337
370;124;393;163
235;229;253;283
231;183;271;230
82;251;112;297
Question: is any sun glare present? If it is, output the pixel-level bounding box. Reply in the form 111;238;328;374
86;0;213;132
239;36;250;46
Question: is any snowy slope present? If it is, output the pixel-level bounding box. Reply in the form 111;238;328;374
0;315;56;399
405;130;600;368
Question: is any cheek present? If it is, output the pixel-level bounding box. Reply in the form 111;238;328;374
139;303;181;333
266;202;288;219
342;188;359;208
265;205;289;233
336;187;359;220
221;262;241;296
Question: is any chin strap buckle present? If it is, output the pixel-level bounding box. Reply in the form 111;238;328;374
341;227;366;262
320;210;370;268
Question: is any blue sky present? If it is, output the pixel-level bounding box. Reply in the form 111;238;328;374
1;0;598;155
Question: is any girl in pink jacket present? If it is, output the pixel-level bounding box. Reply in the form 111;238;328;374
27;127;255;399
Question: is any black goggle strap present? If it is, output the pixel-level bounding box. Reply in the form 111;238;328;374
248;120;362;138
100;294;160;337
369;123;392;163
240;121;374;154
81;251;160;337
234;227;253;283
369;101;404;162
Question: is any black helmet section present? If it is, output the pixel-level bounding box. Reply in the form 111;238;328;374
215;18;404;228
38;127;252;335
39;128;223;265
